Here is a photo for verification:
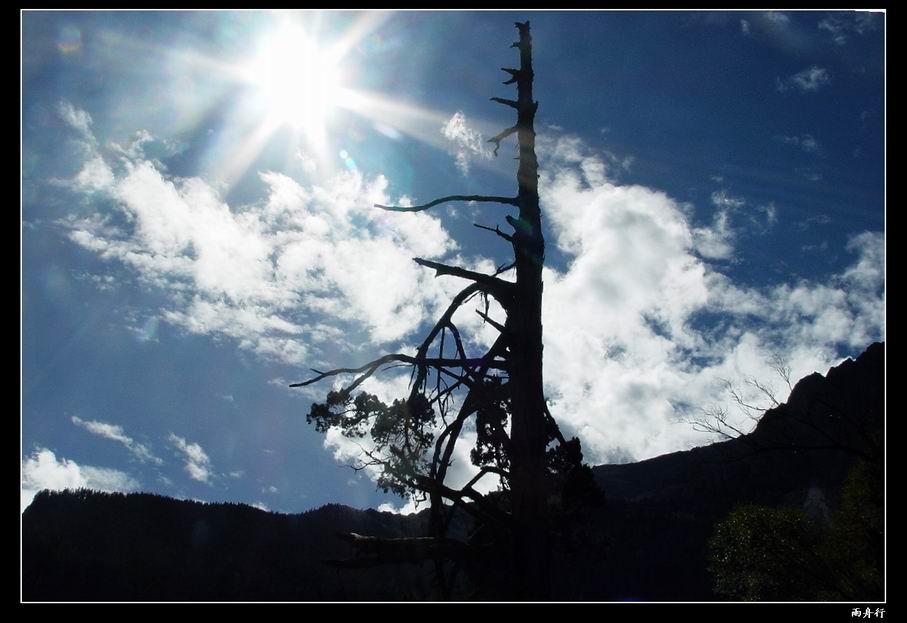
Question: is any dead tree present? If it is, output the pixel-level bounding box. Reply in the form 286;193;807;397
293;21;582;600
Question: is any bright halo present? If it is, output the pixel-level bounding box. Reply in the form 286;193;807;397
243;23;345;145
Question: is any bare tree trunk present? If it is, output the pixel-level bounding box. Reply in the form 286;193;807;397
502;21;550;600
297;20;557;601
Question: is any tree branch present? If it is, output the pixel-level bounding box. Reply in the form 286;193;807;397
409;283;484;400
463;466;509;492
414;474;512;528
500;67;521;85
413;257;515;303
490;97;520;110
375;195;516;213
543;404;569;448
475;309;507;334
430;335;510;483
474;222;514;243
488;125;518;157
290;352;507;390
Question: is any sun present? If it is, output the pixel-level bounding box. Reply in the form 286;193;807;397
242;22;345;147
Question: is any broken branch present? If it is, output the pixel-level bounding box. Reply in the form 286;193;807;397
475;309;507;334
490;97;520;110
473;222;514;243
488;124;518;157
375;194;516;213
413;257;515;303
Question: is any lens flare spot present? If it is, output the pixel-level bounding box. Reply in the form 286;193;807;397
339;149;358;172
373;122;403;141
136;316;160;343
56;25;82;55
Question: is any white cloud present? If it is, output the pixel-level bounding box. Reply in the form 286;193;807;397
21;448;139;512
759;203;779;229
819;16;849;45
57;100;95;141
740;19;751;35
693;208;735;260
777;66;830;93
534;134;884;463
698;192;747;258
378;498;421;515
309;130;881;474
819;12;880;45
706;238;883;354
539;154;711;459
536;133;632;187
441;111;492;175
168;434;213;484
710;190;745;210
764;11;790;27
71;416;163;465
72;156;116;192
843;232;883;289
57;109;883;491
691;189;777;257
53;102;115;193
60;118;461;366
797;167;824;183
776;134;823;155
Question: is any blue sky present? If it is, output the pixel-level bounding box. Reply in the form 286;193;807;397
22;10;885;514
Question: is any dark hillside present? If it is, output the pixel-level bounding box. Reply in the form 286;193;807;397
571;342;884;600
23;492;432;601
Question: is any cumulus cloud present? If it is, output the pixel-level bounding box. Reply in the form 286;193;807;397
57;106;883;496
535;133;883;463
777;66;830;93
71;416;163;465
21;448;140;512
59;105;461;366
72;156;116;192
168;434;213;484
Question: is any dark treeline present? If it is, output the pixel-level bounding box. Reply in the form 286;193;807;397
22;492;434;601
22;342;883;601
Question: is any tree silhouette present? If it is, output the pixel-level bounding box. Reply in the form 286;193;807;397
292;21;587;600
709;460;883;601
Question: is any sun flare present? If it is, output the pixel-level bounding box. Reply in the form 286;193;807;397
243;23;345;145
